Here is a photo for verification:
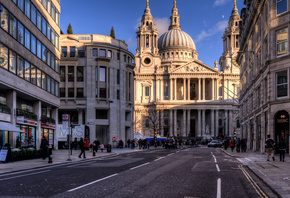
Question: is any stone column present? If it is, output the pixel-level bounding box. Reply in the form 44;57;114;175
198;110;201;137
183;78;186;100
187;110;190;137
52;108;58;149
198;78;201;100
174;78;177;100
187;78;190;100
211;79;215;100
174;109;177;136
160;110;164;136
229;110;233;136
215;110;219;137
170;78;173;100
156;79;160;101
33;101;42;150
183;110;186;137
225;110;228;136
78;109;83;125
215;79;218;100
161;79;164;101
211;110;215;137
202;110;206;136
203;78;206;100
169;110;173;136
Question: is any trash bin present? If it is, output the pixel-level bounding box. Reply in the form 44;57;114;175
107;144;112;153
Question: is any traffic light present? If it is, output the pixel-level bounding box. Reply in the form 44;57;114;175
234;131;236;135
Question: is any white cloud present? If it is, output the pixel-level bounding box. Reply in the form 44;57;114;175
155;18;170;36
126;37;136;47
222;15;225;19
195;20;228;43
214;0;231;7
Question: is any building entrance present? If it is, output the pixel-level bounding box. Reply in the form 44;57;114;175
275;110;289;153
190;119;195;137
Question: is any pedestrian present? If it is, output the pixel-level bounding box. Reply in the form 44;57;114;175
278;137;286;162
265;134;275;161
240;138;246;152
100;144;104;152
93;138;100;155
236;138;241;153
224;138;229;150
40;136;48;160
230;138;235;152
138;139;142;149
130;139;135;149
127;139;130;148
78;137;86;158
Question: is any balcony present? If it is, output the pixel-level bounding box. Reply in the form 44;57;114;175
16;109;38;121
0;104;11;114
40;115;56;124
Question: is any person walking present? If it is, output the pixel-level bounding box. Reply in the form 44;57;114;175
40;136;49;160
127;139;131;148
73;138;78;150
265;134;275;161
93;138;100;155
230;138;235;152
278;137;286;162
236;138;241;153
78;137;86;158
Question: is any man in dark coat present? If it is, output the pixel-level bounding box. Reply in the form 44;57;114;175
40;136;49;160
93;138;100;155
265;134;275;161
78;137;86;158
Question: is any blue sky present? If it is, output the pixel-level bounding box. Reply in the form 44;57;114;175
60;0;244;67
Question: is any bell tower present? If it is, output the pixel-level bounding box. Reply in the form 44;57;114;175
135;0;161;73
169;0;181;30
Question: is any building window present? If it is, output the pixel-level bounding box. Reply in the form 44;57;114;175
146;35;149;48
70;47;76;57
108;50;112;58
145;119;150;128
37;69;42;87
60;88;65;97
42;73;47;90
277;27;288;56
237;120;240;128
68;66;74;82
9;50;17;74
100;88;106;98
124;55;126;62
145;87;150;96
60;66;65;82
117;52;120;60
93;48;98;56
68;88;74;97
99;49;106;57
117;90;120;100
277;0;287;15
30;66;36;85
99;67;106;82
24;61;30;82
77;67;84;82
78;50;85;57
276;71;288;98
96;109;108;119
117;69;120;84
77;88;84;98
61;47;67;57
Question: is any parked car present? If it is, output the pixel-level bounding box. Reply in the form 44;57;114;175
164;139;176;149
208;140;223;148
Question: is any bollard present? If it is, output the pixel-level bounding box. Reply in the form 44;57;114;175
48;145;53;163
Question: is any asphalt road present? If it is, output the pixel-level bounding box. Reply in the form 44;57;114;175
0;146;278;198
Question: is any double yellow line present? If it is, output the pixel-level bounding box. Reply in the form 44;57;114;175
239;165;268;198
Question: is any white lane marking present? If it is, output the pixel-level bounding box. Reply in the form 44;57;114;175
130;162;150;170
68;174;118;192
213;155;217;163
211;152;213;155
167;153;174;156
154;157;165;162
192;162;199;170
216;164;220;172
0;170;51;181
217;178;221;198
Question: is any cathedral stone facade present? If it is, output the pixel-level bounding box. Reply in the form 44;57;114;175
134;1;241;139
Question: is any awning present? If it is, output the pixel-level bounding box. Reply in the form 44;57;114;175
0;122;24;133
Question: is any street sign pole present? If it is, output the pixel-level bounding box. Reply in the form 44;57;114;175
67;115;72;161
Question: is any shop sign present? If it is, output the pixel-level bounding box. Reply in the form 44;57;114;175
0;148;8;162
277;118;289;124
280;115;286;119
62;114;69;121
57;124;85;141
41;122;55;129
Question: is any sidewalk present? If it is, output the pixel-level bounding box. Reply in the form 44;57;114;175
222;148;290;198
0;148;143;175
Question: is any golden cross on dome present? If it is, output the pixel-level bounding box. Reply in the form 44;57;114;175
174;0;176;8
234;0;236;8
146;0;149;8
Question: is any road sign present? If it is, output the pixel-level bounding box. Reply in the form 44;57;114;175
62;114;69;121
113;137;117;142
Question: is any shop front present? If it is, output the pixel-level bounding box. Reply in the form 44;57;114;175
41;122;55;149
16;117;37;149
275;110;289;153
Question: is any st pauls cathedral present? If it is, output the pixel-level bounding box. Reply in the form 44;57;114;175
134;0;241;139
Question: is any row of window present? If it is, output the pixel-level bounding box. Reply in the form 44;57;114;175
59;88;84;98
0;43;59;97
60;66;84;82
10;0;60;49
0;5;59;73
61;47;133;64
277;0;287;15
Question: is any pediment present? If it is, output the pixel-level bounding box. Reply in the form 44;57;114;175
170;60;219;74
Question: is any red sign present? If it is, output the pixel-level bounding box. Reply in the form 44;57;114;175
113;137;117;142
281;115;286;119
62;114;69;121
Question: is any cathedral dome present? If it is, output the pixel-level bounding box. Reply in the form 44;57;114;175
158;29;196;51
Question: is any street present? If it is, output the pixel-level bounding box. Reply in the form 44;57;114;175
0;146;278;198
